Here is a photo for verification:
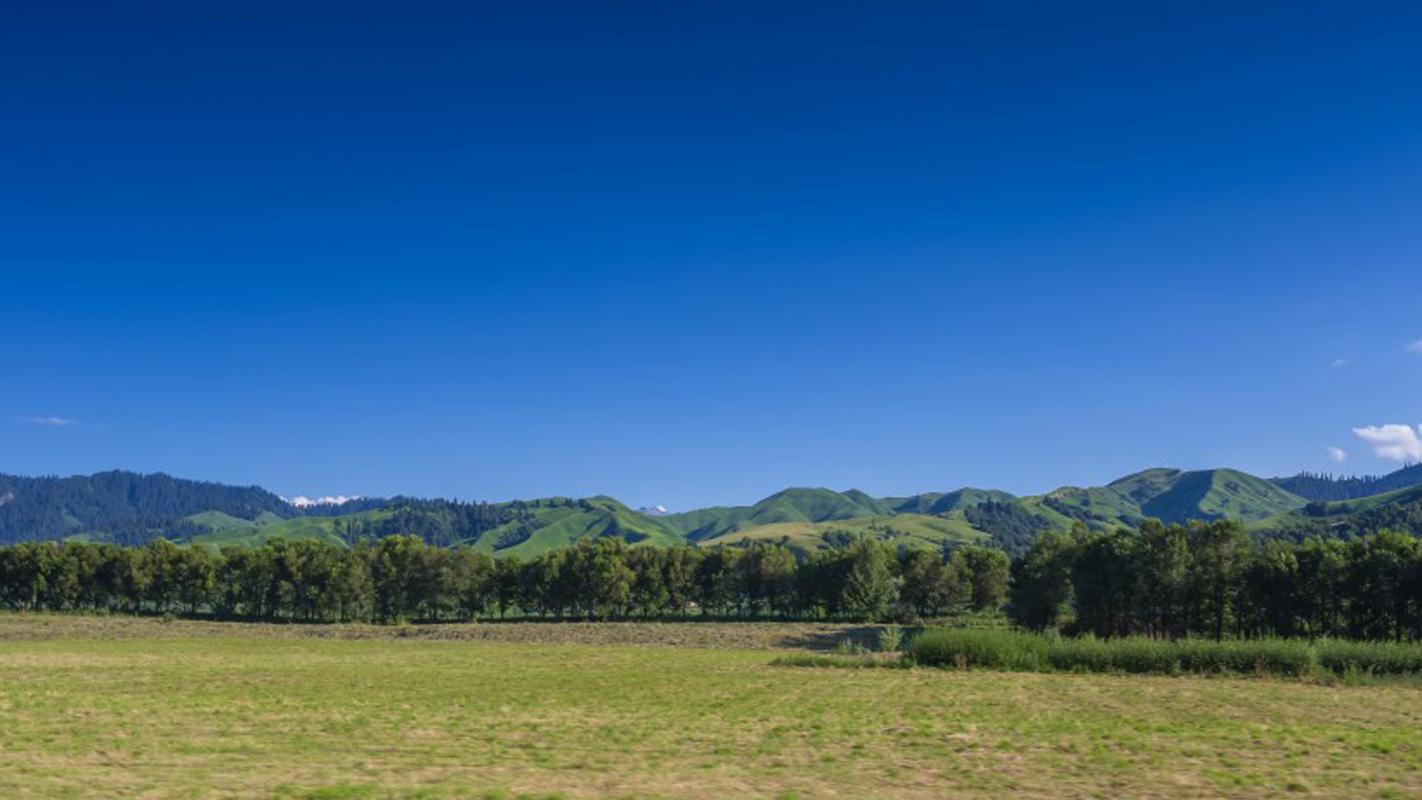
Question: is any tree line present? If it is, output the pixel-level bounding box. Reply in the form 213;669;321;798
3;521;1419;641
0;536;1009;624
1010;520;1422;642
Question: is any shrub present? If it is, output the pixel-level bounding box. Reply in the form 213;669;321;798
912;630;1339;677
907;628;1049;671
1174;638;1315;677
1316;640;1422;676
833;638;872;656
1046;634;1113;673
877;625;903;653
1104;637;1178;674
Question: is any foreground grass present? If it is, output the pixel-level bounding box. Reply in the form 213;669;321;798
0;630;1419;798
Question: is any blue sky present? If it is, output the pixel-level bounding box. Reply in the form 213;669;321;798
3;1;1421;509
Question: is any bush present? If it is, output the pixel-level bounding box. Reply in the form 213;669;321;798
1103;637;1178;674
1046;634;1113;673
1174;638;1315;677
912;629;1347;677
877;625;903;653
1316;640;1422;676
833;638;872;656
907;629;1049;671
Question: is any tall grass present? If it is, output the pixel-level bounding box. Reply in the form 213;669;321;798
907;629;1050;671
1315;639;1422;676
904;628;1422;678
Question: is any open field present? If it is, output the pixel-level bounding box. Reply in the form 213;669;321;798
0;618;1420;799
0;614;881;651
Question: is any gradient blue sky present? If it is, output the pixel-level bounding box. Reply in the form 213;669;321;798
4;1;1421;509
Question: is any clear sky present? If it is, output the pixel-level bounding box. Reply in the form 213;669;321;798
3;1;1421;509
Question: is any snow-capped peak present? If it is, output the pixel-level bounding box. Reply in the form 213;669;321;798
284;494;361;508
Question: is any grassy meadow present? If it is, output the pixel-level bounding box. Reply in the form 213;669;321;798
0;617;1420;799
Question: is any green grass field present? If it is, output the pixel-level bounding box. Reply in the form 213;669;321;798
1;618;1419;799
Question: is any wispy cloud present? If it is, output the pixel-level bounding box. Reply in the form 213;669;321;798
21;416;77;428
1352;424;1422;462
1330;358;1349;368
1407;340;1422;354
1326;446;1347;463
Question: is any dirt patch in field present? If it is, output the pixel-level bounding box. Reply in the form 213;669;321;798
0;613;882;651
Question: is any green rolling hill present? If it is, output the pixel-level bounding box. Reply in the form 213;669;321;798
10;463;1421;554
189;509;396;549
697;512;988;554
881;488;1017;515
1107;468;1306;524
462;496;685;558
663;487;896;541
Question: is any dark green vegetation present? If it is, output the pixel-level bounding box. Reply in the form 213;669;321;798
6;520;1422;647
904;628;1422;678
1009;521;1422;642
6;626;1421;799
0;535;1011;624
1275;464;1422;501
6;464;1422;560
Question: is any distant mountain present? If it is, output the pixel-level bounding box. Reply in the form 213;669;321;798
1108;468;1306;524
0;470;295;545
881;488;1016;515
662;487;895;541
2;464;1418;553
1270;464;1422;502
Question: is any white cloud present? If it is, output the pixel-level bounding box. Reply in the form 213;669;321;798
1331;358;1349;368
22;416;77;427
1352;424;1422;462
1326;446;1348;463
1407;340;1422;354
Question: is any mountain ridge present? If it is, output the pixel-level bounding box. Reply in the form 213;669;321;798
3;462;1421;553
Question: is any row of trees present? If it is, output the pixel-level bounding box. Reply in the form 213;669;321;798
0;536;1010;624
6;521;1420;640
1010;520;1422;641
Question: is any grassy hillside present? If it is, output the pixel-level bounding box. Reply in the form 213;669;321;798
1108;468;1305;523
189;509;395;549
1021;485;1141;529
464;497;684;558
182;510;259;535
882;488;1016;515
664;487;898;541
1253;481;1422;537
1005;469;1307;533
698;512;988;554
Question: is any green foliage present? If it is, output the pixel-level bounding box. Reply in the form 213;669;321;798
1315;639;1422;676
1008;520;1422;643
1272;464;1422;502
962;501;1049;556
877;624;903;653
838;539;897;621
949;544;1011;611
911;629;1419;678
907;629;1051;671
